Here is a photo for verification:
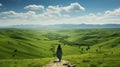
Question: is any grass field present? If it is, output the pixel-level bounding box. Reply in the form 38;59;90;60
0;28;120;67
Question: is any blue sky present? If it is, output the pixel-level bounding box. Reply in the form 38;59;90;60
0;0;120;25
0;0;120;13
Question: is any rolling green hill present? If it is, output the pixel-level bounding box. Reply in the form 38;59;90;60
0;28;120;67
0;29;82;59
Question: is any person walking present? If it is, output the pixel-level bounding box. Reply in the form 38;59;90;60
56;44;62;62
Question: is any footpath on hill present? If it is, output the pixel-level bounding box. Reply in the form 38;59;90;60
43;59;76;67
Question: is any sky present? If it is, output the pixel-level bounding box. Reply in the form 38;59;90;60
0;0;120;26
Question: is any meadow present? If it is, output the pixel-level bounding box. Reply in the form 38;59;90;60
0;28;120;67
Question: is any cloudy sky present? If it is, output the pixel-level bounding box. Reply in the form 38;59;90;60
0;0;120;26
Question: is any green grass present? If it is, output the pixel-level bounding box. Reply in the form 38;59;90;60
0;28;120;67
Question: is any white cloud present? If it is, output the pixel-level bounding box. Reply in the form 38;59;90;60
43;5;62;17
62;2;85;12
47;5;61;12
24;2;85;17
24;4;44;10
105;8;120;16
63;8;120;24
45;2;85;16
0;3;120;25
46;2;85;13
0;11;36;19
0;3;2;7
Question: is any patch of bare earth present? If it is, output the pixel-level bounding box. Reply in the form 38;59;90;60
43;59;76;67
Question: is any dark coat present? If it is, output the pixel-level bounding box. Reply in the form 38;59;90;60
56;44;62;62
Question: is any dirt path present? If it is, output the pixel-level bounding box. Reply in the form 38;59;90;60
43;59;76;67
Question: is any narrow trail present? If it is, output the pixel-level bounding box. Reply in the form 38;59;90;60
43;59;76;67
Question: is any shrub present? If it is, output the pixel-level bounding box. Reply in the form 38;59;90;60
82;59;91;63
97;61;103;65
90;64;97;67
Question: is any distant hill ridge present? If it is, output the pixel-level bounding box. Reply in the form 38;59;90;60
1;24;120;28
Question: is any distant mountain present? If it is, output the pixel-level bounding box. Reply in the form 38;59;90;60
1;24;120;29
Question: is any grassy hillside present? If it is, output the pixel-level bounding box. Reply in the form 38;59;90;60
0;29;82;59
0;28;120;67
